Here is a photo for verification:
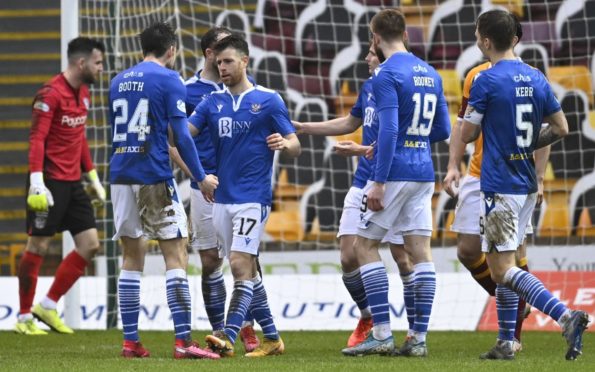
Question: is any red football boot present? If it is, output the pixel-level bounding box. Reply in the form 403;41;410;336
122;340;150;358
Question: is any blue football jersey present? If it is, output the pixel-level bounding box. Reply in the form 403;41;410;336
349;78;377;189
466;59;561;194
184;71;222;186
109;61;187;184
185;72;257;189
188;85;295;205
372;52;450;183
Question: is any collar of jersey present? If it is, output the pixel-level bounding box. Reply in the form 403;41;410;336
196;69;222;90
223;85;256;112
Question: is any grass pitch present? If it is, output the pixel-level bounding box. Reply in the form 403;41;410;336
0;330;593;371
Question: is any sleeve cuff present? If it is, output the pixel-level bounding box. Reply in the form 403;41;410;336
30;172;44;185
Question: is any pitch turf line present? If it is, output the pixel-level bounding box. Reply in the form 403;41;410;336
0;330;592;371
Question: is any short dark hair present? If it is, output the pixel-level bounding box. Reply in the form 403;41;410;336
140;22;177;58
201;27;232;56
370;9;406;42
512;13;523;42
67;37;105;60
212;33;249;57
476;9;517;52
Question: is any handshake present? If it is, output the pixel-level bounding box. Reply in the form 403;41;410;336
27;170;106;212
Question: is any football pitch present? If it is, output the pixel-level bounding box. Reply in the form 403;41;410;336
0;330;592;371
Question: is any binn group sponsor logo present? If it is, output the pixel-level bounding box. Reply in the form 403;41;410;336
218;117;252;138
61;115;87;127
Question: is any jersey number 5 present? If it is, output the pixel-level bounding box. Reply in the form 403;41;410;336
516;104;533;148
407;92;437;136
112;98;151;142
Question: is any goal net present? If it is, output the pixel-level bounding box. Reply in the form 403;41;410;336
77;0;595;328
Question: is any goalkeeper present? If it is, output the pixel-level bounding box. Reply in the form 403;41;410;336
15;37;107;335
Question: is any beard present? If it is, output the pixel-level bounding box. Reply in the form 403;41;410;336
81;69;97;85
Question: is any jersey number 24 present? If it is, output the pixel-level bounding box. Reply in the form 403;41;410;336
112;98;151;142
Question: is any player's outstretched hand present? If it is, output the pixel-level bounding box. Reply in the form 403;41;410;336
367;182;385;211
267;133;287;151
443;167;461;198
364;144;375;160
199;174;218;203
291;120;304;134
333;140;366;157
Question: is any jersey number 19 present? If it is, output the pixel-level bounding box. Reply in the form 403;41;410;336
407;93;436;136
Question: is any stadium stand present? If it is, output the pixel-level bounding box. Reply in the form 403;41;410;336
521;21;556;55
426;0;486;68
0;1;61;247
550;90;594;179
555;0;595;65
437;69;463;114
516;42;550;75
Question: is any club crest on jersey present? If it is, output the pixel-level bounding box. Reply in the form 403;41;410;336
250;103;262;114
83;97;90;109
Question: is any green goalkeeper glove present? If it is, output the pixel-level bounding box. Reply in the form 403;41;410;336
27;172;54;212
85;169;106;206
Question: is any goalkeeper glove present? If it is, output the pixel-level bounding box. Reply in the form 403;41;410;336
86;169;106;206
27;172;54;212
